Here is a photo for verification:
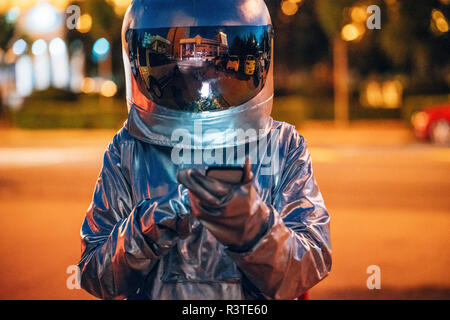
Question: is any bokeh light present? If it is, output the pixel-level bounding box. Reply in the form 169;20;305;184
431;9;449;34
281;1;299;16
363;79;403;109
77;14;93;34
92;38;111;61
25;3;62;33
33;40;51;90
100;80;118;97
365;81;384;107
341;23;363;42
49;37;66;56
382;80;403;109
32;39;47;56
411;111;429;131
5;6;20;23
12;39;27;56
81;77;96;94
15;55;33;97
350;6;367;23
49;38;69;88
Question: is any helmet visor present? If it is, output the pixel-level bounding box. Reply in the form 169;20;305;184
126;25;273;112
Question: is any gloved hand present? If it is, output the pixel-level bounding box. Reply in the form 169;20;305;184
176;160;271;251
137;186;193;256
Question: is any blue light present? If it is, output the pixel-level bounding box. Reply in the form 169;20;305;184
13;39;27;56
32;39;48;56
6;7;20;24
92;38;110;61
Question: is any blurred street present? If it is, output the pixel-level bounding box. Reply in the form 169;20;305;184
0;121;449;299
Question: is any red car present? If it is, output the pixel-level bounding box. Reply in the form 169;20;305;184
412;103;450;145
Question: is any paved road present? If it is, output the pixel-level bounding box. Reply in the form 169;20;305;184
309;144;450;299
0;126;449;299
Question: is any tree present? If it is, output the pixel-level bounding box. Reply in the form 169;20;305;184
380;0;450;93
0;14;15;123
0;14;14;52
267;0;329;71
316;0;354;126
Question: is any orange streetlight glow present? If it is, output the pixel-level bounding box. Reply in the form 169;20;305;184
431;9;449;34
81;77;96;94
341;23;360;41
350;6;367;23
107;0;131;16
281;1;298;16
77;14;92;34
100;80;118;97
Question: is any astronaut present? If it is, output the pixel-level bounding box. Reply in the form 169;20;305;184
78;0;331;300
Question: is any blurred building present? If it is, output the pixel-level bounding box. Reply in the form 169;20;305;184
0;1;82;107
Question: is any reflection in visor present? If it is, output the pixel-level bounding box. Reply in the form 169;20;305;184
126;25;273;112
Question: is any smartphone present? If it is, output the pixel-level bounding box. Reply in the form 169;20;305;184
206;166;245;184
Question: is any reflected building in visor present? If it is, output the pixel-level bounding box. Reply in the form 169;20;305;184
179;32;229;60
143;34;171;54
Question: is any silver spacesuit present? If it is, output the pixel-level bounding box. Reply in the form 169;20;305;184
78;0;331;300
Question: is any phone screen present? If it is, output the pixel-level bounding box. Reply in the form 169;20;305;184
206;166;244;184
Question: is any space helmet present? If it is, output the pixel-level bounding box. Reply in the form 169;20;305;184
122;0;274;149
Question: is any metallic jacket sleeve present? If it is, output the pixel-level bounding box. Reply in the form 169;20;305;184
226;131;332;300
78;133;190;300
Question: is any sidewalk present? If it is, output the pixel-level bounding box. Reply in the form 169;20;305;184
296;120;415;147
0;120;416;148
